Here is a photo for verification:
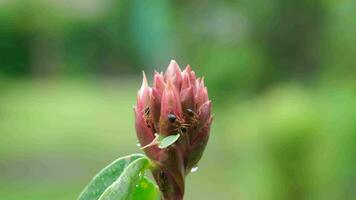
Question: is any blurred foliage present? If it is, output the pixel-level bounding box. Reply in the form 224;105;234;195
0;0;356;200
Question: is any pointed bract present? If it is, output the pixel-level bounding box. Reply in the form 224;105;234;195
137;71;151;110
153;71;165;93
165;60;183;90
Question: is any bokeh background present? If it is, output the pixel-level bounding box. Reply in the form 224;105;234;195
0;0;356;199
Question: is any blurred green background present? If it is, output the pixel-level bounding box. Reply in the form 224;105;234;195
0;0;356;199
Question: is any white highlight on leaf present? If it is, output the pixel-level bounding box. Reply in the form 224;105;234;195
190;166;199;173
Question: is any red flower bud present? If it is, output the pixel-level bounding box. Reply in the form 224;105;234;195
134;60;213;200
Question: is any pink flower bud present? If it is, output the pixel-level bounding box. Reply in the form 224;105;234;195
134;60;212;200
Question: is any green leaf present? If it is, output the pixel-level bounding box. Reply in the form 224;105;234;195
158;133;180;149
131;176;160;200
98;157;156;200
77;154;144;200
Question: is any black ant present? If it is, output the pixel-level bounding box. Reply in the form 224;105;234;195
142;106;152;128
186;108;195;117
184;108;199;129
167;114;177;123
167;112;192;134
143;106;150;115
159;170;168;193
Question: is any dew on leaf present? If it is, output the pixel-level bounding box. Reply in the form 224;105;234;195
190;166;199;173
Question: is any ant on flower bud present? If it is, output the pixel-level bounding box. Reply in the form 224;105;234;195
184;108;199;129
186;108;195;117
159;170;168;193
142;106;152;128
181;127;187;133
167;114;177;123
167;113;191;134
